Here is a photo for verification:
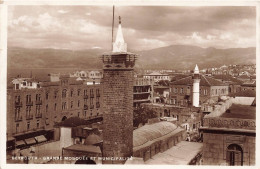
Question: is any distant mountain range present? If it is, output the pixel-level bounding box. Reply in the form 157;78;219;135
8;45;256;70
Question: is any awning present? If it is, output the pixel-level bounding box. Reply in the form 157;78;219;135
7;136;15;141
25;138;36;145
35;135;47;143
16;140;26;146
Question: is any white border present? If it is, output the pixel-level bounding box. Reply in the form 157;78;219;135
0;1;259;169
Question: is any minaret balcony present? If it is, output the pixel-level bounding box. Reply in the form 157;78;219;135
101;52;137;70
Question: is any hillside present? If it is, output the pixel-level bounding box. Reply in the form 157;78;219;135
7;45;256;70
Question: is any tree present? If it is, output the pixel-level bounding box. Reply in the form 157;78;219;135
133;106;158;127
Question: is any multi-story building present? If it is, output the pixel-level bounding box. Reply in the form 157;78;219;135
7;75;103;150
133;78;154;108
143;72;170;83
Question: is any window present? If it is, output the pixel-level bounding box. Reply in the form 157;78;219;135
27;122;30;130
77;89;81;96
46;92;49;100
204;89;207;95
54;91;58;99
71;90;73;97
71;101;73;109
46;104;48;113
54;103;57;111
96;89;100;97
16;123;19;133
78;100;80;107
180;88;184;94
84;89;87;96
175;88;178;93
26;95;31;103
226;144;243;166
37;120;39;128
15;107;21;121
62;89;67;98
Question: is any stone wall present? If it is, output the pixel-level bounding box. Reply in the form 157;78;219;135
202;132;255;166
102;70;134;164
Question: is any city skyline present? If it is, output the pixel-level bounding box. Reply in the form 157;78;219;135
8;6;256;51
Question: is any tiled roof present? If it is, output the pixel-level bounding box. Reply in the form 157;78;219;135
213;75;243;85
170;75;227;86
170;74;190;82
229;89;256;97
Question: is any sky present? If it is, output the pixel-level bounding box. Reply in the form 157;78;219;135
8;6;256;51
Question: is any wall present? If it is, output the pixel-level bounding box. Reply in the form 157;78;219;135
102;69;134;164
60;127;73;148
202;132;255;166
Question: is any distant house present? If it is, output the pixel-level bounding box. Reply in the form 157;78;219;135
241;80;256;91
213;75;243;94
169;75;228;107
143;72;170;82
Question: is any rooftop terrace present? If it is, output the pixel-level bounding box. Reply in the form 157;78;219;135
220;104;255;120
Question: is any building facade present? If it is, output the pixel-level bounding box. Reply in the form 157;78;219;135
7;76;103;149
133;78;154;108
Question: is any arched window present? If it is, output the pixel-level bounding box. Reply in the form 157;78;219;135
62;89;67;98
226;144;243;166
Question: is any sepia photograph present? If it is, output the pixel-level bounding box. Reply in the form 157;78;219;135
1;3;257;167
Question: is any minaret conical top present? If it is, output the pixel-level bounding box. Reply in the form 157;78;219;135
194;64;199;74
112;16;127;52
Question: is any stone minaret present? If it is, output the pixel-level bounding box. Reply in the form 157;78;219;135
192;64;200;107
101;16;137;164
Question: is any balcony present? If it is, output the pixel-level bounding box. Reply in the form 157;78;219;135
90;105;94;109
35;113;42;118
26;101;33;106
15;101;23;107
36;100;42;105
84;95;88;99
84;105;88;110
26;114;33;120
90;94;94;98
15;116;22;122
96;93;100;97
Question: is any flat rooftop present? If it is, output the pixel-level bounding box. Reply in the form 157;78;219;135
220;104;256;120
144;141;202;165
